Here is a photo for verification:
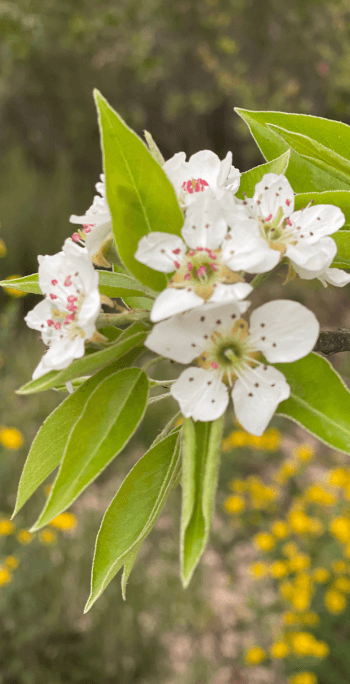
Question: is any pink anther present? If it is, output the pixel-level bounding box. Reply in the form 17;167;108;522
210;263;218;271
172;248;181;255
174;261;180;269
64;275;72;287
72;233;81;242
47;319;54;327
50;293;58;300
285;218;292;227
54;322;61;330
187;262;192;271
286;199;291;206
265;214;273;222
189;250;195;257
184;273;191;280
51;279;58;286
67;295;77;303
196;265;207;277
211;362;218;369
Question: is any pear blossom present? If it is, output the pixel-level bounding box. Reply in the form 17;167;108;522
25;239;101;380
70;174;113;261
224;173;349;282
145;299;319;435
163;150;241;207
135;196;253;321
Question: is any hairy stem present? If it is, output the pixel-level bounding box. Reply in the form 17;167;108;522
314;330;350;356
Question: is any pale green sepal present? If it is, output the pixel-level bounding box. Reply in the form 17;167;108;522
144;131;165;166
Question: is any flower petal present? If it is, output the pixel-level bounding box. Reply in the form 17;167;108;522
222;222;280;273
232;365;290;436
208;282;252;313
150;288;204;322
181;194;227;249
25;299;53;332
171;367;229;421
320;267;350;287
32;336;85;380
290;204;345;244
135;232;186;273
249;300;319;362
286;236;336;276
253;173;294;220
85;222;113;259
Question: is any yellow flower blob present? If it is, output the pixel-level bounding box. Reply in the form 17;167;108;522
270;640;290;658
0;519;14;536
282;542;299;558
283;611;297;625
0;568;11;585
304;485;336;507
327;468;349;488
313;567;330;583
16;529;33;545
0;239;7;258
289;554;311;573
332;560;347;574
253;532;275;552
290;632;328;658
244;646;266;665
271;560;288;579
324;589;347;613
330;517;350;543
293;444;315;462
39;529;57;545
49;512;77;531
248;561;269;580
224;494;245;514
288;673;317;684
5;556;19;570
0;427;24;450
290;588;311;612
288;511;313;535
271;520;289;538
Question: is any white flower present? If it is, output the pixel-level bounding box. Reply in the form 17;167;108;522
225;173;347;280
25;239;101;380
70;174;113;260
163;150;241;206
135;196;252;321
145;299;319;435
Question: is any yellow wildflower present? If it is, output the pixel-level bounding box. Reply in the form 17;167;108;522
283;611;297;625
324;589;347;613
253;532;275;552
250;428;281;451
279;581;294;601
16;529;33;545
271;520;289;538
0;427;24;450
49;512;77;531
290;632;319;657
332;560;347;574
248;562;269;580
0;519;14;536
224;495;245;514
313;567;330;583
288;511;313;535
229;478;246;493
270;640;290;658
271;560;288;579
291;588;311;612
327;468;349;488
244;646;266;665
330;516;350;543
344;544;350;559
308;518;323;535
0;239;7;258
288;673;317;684
304;484;336;506
274;460;299;484
0;568;11;585
289;554;311;573
5;556;19;570
282;542;299;558
293;444;314;462
334;576;350;593
222;430;250;450
302;612;320;626
39;529;57;545
312;641;329;658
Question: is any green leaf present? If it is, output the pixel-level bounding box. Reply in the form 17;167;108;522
13;351;141;518
236;150;290;200
181;416;224;587
235;109;350;192
122;296;153;311
98;270;156;300
17;323;146;394
85;430;181;611
0;273;41;294
144;130;165;166
94;90;183;292
332;232;350;269
276;352;350;454
269;125;350;186
294;190;350;227
32;368;149;531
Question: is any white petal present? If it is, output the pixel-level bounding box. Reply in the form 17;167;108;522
162;152;188;196
185;150;222;189
217;152;233;187
208;282;252;313
78;290;101;336
171;367;229;421
85;222;113;258
62;239;99;294
25;299;53;332
150;288;204;322
253;173;294;220
290;204;345;243
222;222;280;274
32;336;85;380
37;251;65;294
320;267;350;287
249;300;319;362
232;365;290;436
181;194;227;249
135;232;186;273
286;236;337;275
146;300;243;363
224;166;241;194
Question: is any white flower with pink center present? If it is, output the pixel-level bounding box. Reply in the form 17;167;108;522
224;173;349;284
25;239;101;380
145;299;319;435
70;174;113;261
163;150;240;207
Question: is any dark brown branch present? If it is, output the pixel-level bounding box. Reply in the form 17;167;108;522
314;330;350;356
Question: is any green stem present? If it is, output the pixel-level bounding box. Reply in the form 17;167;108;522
251;271;272;289
142;356;165;372
149;378;176;388
147;392;172;405
96;311;150;328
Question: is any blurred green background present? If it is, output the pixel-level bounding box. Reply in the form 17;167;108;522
2;1;350;683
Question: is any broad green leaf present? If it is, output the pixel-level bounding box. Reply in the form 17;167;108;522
85;430;181;611
13;350;141;517
235;109;350;192
94;90;183;291
32;368;149;531
269;125;350;186
294;190;350;227
236;150;290;200
181;416;224;587
98;270;156;300
332;232;350;269
0;273;40;294
122;296;153;311
276;353;350;454
17;323;146;394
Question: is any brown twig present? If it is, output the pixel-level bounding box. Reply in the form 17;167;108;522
314;330;350;356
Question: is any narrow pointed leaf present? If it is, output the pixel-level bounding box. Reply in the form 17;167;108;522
94;90;183;292
236;150;290;199
13;351;141;517
85;430;181;611
181;416;224;587
276;353;350;454
0;273;40;294
98;270;156;300
32;368;149;530
17;324;146;394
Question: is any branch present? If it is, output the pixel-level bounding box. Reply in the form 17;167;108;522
314;330;350;356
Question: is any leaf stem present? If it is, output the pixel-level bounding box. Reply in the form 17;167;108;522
96;311;150;328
